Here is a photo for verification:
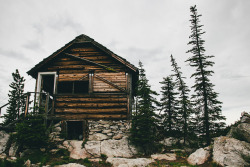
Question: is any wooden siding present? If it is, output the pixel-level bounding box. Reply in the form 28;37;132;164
54;94;128;120
37;43;133;120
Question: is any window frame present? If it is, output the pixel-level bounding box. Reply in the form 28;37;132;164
57;80;89;95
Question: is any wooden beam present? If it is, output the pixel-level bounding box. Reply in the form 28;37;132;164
24;93;30;117
94;74;127;94
64;53;118;72
52;114;127;120
55;108;127;114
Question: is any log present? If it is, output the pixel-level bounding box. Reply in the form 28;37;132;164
55;102;127;108
53;114;128;120
55;108;127;114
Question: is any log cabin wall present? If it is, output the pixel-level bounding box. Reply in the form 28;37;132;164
33;42;135;120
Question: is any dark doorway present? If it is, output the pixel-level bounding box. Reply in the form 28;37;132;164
67;121;83;140
41;74;55;95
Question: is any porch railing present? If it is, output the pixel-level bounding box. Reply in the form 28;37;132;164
0;92;55;119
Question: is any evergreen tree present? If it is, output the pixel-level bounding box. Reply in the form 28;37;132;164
3;69;26;125
170;54;191;144
15;114;48;148
130;61;159;155
159;76;180;136
186;5;226;145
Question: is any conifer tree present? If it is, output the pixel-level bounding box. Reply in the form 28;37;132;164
186;5;225;145
170;54;191;144
159;76;179;136
130;61;159;155
3;69;26;125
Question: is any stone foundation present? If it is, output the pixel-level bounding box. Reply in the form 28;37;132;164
88;120;130;140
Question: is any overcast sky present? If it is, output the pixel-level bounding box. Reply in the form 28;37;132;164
0;0;249;125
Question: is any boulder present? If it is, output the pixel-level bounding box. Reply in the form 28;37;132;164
187;147;210;165
240;112;250;123
24;159;31;167
236;123;250;143
0;131;10;153
55;163;86;167
0;153;7;159
101;137;137;158
113;134;123;140
227;123;250;143
107;157;154;167
159;137;178;146
151;153;176;161
53;126;62;132
102;129;111;134
84;141;101;157
9;142;18;157
88;133;108;141
63;140;89;159
213;136;250;167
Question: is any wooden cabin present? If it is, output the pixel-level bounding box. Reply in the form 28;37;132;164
27;34;138;122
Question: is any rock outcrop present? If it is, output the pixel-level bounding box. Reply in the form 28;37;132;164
213;136;250;167
0;131;10;154
101;137;137;158
227;112;250;143
151;153;176;161
159;137;178;147
63;140;89;159
107;157;154;167
187;147;210;165
84;141;101;157
63;136;137;159
55;163;86;167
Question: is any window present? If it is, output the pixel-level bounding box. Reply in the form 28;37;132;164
57;81;89;94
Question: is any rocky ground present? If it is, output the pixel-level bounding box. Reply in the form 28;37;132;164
0;112;249;167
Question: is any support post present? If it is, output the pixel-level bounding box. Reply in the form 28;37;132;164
44;93;50;127
25;93;30;117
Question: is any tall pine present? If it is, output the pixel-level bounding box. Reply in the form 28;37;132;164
186;5;225;145
170;54;191;144
3;69;26;125
159;76;180;136
130;61;159;155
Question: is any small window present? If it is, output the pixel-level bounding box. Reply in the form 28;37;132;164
57;81;88;94
74;81;89;94
58;82;73;94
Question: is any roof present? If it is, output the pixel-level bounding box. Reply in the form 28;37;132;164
27;34;138;77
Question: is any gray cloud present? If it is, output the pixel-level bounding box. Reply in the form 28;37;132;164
0;48;29;61
0;0;249;125
46;15;85;35
23;39;43;51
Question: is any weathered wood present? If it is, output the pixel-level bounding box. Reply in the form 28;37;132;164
55;94;127;98
24;94;30;117
64;53;118;72
56;102;127;108
59;73;89;81
94;74;127;93
56;97;127;103
28;38;138;120
127;73;133;119
55;108;127;114
53;114;127;120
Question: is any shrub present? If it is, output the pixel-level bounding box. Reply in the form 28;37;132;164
15;114;49;149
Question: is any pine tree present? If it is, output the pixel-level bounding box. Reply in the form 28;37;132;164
130;61;159;155
159;76;180;136
186;5;226;145
3;69;26;125
170;54;191;144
